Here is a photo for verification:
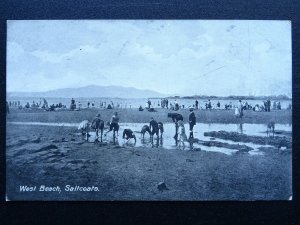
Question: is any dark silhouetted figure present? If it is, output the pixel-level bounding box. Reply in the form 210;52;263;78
188;107;196;139
123;129;136;143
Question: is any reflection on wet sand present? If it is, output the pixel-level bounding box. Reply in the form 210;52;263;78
237;123;243;133
8;121;292;155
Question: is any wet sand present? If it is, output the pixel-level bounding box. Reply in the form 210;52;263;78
6;122;292;200
204;131;292;148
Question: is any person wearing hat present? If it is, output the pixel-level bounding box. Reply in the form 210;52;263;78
189;107;196;139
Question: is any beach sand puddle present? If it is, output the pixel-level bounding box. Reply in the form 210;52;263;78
8;122;292;156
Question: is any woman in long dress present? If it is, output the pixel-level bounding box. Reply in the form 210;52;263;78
238;100;243;118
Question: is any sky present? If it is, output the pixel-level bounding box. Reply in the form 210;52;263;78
7;20;292;97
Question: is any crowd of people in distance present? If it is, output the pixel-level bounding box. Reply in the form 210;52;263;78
76;100;132;110
141;98;201;112
8;100;21;108
139;98;289;114
6;98;67;112
6;97;291;115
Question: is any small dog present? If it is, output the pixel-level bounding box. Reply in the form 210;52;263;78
267;121;275;137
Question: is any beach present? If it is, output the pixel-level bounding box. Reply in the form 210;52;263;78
6;108;292;200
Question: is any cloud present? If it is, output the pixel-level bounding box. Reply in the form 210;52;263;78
30;45;100;64
7;20;291;97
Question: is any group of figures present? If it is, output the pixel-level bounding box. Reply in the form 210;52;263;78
7;96;291;114
167;109;196;149
145;98;287;112
74;99;126;110
78;112;120;143
233;99;289;118
78;108;197;150
6;98;67;113
146;99;186;111
6;98;51;112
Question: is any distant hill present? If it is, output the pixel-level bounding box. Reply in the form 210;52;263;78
170;94;292;100
8;85;167;99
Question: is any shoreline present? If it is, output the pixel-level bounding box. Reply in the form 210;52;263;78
7;108;292;124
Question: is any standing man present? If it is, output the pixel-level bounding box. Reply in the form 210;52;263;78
263;101;267;112
195;100;199;110
208;99;212;110
147;99;151;109
188;107;196;139
267;99;271;112
70;98;76;110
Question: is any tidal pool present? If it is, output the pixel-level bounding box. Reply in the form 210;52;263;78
8;122;292;156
